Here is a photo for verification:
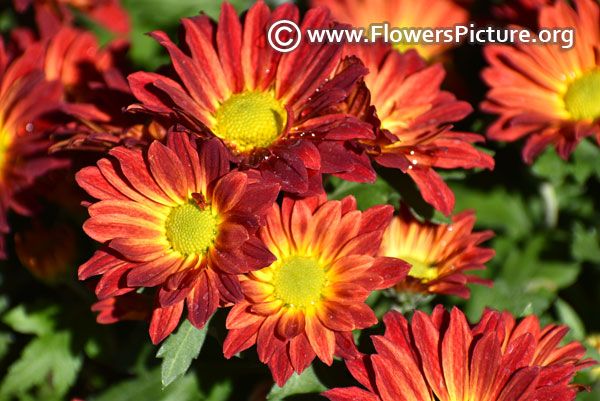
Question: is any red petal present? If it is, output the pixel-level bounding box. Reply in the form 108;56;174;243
215;222;249;251
322;387;380;401
126;254;181;288
186;271;219;329
276;308;306;340
148;141;188;203
441;307;472;401
408;165;455;216
149;301;184;345
257;313;287;363
289;332;316;373
216;2;243;92
305;312;335;365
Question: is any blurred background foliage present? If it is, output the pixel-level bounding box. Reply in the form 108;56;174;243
1;0;599;400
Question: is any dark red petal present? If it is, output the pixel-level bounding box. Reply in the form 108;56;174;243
408;165;455;216
289;332;316;373
186;271;219;329
268;346;295;387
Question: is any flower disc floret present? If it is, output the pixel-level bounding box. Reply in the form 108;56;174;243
564;70;600;121
214;91;287;151
272;256;327;307
165;202;218;256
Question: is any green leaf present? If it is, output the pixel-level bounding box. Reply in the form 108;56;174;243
2;304;59;336
267;365;327;400
0;331;82;399
532;262;581;290
91;368;203;401
328;176;400;210
451;185;537;239
572;223;600;263
0;331;13;360
465;279;554;321
156;318;212;387
532;147;569;184
555;298;586;341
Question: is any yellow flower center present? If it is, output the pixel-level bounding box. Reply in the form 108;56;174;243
0;127;11;175
272;256;327;307
213;91;287;152
403;257;439;282
564;70;600;121
164;201;218;256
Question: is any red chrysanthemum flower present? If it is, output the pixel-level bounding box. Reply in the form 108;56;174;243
482;0;600;163
91;292;152;324
324;306;597;401
13;0;130;37
40;25;167;152
15;221;76;281
223;195;410;386
0;41;66;259
311;0;468;60
346;43;494;215
127;1;375;196
377;205;494;298
76;132;279;343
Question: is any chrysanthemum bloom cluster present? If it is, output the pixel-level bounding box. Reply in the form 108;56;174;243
76;133;279;343
126;1;375;196
0;41;66;259
39;0;594;393
344;43;494;215
223;195;409;385
311;0;468;60
378;205;494;298
324;306;596;401
482;0;600;162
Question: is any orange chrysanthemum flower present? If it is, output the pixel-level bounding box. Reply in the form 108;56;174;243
482;0;600;163
127;1;375;196
0;41;66;259
311;0;468;60
324;306;597;401
223;195;409;386
378;205;494;298
346;44;494;215
76;132;279;343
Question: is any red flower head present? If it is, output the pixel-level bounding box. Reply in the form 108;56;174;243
378;205;494;298
324;306;597;401
0;40;66;259
13;0;130;38
223;195;409;386
347;43;494;215
15;221;77;281
76;132;280;343
91;292;152;324
41;25;166;153
127;1;375;196
311;0;468;61
482;0;600;163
